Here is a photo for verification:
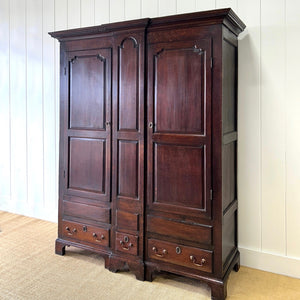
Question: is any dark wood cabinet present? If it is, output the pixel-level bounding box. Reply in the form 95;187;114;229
50;8;245;300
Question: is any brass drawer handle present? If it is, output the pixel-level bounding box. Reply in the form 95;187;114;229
120;240;133;250
65;226;77;235
152;246;168;257
189;255;206;267
93;233;105;242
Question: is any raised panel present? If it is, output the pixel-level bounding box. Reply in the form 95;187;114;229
222;39;237;134
118;140;138;198
69;54;106;130
154;46;205;134
63;200;110;223
147;215;212;245
118;37;139;131
117;210;139;231
222;142;236;211
154;144;205;209
69;138;105;193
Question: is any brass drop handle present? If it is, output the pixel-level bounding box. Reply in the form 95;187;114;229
189;255;206;267
120;240;133;250
65;226;76;235
152;246;168;257
93;233;105;242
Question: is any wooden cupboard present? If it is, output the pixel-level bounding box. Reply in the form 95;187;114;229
50;8;245;300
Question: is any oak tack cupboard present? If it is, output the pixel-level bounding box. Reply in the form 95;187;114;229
49;9;245;300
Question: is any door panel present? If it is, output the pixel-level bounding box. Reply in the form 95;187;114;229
118;140;138;198
64;47;112;202
154;47;205;134
69;54;106;130
147;38;212;219
118;37;139;131
154;144;205;209
69;137;106;193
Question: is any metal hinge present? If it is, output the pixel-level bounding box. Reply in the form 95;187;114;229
63;170;66;178
64;67;67;75
210;189;213;201
210;57;213;69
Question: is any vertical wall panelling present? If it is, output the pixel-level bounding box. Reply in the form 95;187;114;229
81;0;95;27
0;0;10;207
9;0;28;213
55;0;67;31
176;0;196;14
141;0;158;17
286;0;300;258
26;0;44;216
261;0;286;255
195;0;216;11
43;0;57;221
110;0;125;23
237;0;262;252
158;0;177;16
54;0;67;221
125;0;141;20
215;0;237;11
68;0;81;29
95;0;110;24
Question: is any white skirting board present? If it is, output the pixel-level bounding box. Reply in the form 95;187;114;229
239;247;300;279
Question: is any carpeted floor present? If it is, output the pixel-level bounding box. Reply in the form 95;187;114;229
0;211;300;300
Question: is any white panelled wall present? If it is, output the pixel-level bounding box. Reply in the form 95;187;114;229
0;0;299;278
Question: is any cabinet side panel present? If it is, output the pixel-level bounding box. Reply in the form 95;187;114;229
221;28;238;271
222;37;237;135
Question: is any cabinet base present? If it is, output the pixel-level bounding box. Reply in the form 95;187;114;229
145;251;240;300
55;239;67;255
107;255;145;281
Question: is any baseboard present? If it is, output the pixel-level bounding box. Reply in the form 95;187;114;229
239;247;300;279
0;198;57;223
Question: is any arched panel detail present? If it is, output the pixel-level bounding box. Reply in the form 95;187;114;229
120;36;138;49
118;36;139;131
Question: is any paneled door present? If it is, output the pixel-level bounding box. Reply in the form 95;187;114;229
62;47;112;204
147;38;212;219
111;31;145;259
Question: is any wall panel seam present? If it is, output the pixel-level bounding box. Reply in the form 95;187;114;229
284;0;287;257
25;0;29;206
42;0;45;208
8;0;12;203
259;0;262;253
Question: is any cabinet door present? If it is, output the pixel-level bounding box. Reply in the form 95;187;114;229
111;31;145;256
147;39;212;219
62;47;112;204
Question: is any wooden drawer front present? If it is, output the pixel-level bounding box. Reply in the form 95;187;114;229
147;215;212;245
115;232;138;256
62;220;109;247
148;239;212;273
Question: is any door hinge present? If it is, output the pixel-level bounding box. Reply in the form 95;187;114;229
64;67;67;75
63;170;66;178
210;189;213;201
210;57;213;69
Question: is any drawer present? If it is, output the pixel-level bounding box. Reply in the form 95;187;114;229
147;215;212;245
115;232;138;256
62;220;109;247
148;239;212;273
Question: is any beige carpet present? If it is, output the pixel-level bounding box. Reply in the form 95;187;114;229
0;211;300;300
